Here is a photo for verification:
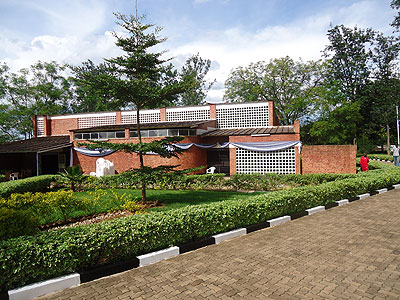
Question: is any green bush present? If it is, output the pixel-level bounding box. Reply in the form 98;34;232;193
0;207;39;240
368;154;393;162
0;190;85;227
0;175;5;183
1;162;399;292
0;175;59;198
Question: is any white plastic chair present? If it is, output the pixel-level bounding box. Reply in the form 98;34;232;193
10;172;19;180
206;167;216;174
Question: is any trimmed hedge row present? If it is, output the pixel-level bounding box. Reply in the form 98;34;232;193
0;162;399;292
0;175;59;198
368;154;394;162
85;172;354;191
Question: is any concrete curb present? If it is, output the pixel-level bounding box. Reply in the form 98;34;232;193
306;206;325;215
2;184;399;300
268;215;291;227
7;274;80;300
138;246;179;267
213;228;246;244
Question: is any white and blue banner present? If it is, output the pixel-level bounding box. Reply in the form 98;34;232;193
74;141;301;157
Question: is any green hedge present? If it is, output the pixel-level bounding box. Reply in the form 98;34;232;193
368;154;394;162
1;163;399;292
0;175;59;198
85;172;353;192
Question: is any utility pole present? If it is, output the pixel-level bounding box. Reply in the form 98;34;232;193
397;105;399;146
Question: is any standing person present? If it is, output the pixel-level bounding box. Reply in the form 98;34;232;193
393;145;400;167
360;153;369;171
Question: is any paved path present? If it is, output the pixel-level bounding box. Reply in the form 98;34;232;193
39;189;400;300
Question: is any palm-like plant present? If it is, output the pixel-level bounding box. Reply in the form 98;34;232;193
58;165;85;192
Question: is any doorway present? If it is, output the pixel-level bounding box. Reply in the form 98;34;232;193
206;149;230;175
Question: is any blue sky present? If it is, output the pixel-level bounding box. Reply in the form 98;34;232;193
0;0;396;102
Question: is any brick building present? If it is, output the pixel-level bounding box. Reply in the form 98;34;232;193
0;102;301;177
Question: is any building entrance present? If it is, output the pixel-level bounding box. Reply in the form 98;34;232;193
206;149;230;175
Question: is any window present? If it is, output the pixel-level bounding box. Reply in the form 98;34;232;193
116;131;125;138
129;128;196;138
74;131;126;140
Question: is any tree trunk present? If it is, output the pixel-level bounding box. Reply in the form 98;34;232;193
387;123;391;155
136;108;146;203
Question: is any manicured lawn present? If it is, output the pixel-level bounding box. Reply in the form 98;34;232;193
73;188;264;213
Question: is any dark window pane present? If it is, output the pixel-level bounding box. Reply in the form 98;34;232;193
82;133;90;139
74;133;82;140
116;131;125;138
141;130;149;137
106;132;115;139
99;132;107;139
170;129;179;136
179;129;189;136
158;129;168;137
148;130;157;137
189;129;196;136
90;132;99;139
130;131;138;137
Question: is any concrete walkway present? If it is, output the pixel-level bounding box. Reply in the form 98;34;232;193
39;189;400;300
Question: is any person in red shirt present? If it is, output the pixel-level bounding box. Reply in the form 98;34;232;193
360;153;369;171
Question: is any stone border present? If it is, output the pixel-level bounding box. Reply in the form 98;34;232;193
1;185;398;300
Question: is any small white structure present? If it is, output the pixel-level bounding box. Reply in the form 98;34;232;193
96;158;115;177
206;166;216;174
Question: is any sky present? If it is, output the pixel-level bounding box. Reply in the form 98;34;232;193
0;0;397;102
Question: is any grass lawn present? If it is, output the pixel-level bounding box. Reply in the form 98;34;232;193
73;188;264;213
31;189;264;227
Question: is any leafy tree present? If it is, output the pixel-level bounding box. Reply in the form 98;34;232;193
360;34;400;153
177;53;215;106
224;56;325;125
391;0;400;30
308;102;362;145
70;60;122;112
0;61;73;139
323;25;375;103
76;13;190;202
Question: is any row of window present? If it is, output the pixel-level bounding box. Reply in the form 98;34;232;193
74;129;197;140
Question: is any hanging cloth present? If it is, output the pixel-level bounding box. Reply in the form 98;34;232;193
230;141;301;152
73;147;116;157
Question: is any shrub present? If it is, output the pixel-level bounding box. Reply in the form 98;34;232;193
0;175;5;182
1;190;83;225
0;175;59;198
0;207;39;240
368;154;393;162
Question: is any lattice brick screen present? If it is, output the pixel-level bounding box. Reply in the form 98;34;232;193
216;104;269;129
236;147;296;174
166;107;210;122
78;116;116;129
121;112;161;124
37;118;44;136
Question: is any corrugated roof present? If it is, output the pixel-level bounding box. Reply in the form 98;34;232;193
0;136;71;153
72;120;212;132
201;126;295;137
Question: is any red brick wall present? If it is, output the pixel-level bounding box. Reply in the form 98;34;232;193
302;145;357;174
209;103;216;119
74;136;207;174
51;118;78;136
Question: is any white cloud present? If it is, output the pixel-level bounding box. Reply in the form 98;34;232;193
168;0;394;102
0;0;394;104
